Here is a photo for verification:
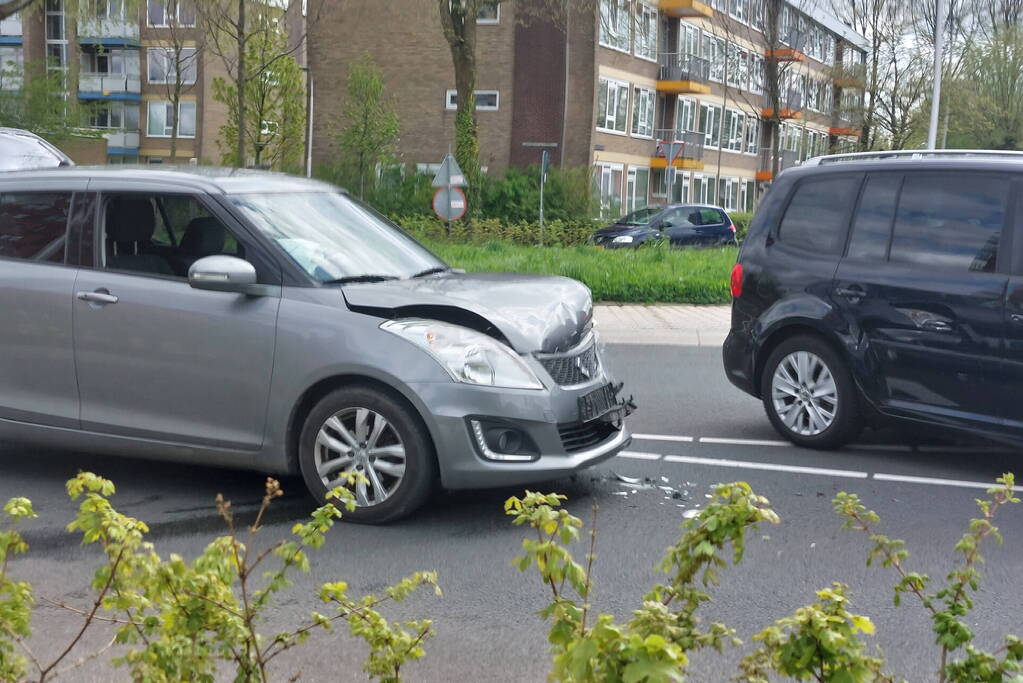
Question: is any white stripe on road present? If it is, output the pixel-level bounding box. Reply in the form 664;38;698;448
632;433;695;443
662;454;868;479
872;473;1017;491
699;437;792;447
618;451;663;460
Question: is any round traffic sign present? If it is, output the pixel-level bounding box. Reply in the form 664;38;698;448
432;187;467;221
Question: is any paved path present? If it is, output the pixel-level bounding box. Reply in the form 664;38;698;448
594;304;731;346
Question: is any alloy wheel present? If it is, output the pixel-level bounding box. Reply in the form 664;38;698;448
771;351;838;437
314;407;406;507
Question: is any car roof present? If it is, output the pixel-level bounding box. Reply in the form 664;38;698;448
664;203;729;213
0;165;343;194
0;128;75;170
784;151;1023;180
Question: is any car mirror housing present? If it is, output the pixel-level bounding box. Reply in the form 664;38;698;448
188;255;266;295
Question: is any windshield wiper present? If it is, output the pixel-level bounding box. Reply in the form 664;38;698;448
322;274;400;285
410;266;451;279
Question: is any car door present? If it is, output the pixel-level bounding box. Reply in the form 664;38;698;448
0;183;89;429
833;171;1009;427
995;178;1023;430
693;208;728;245
72;190;282;450
661;207;700;246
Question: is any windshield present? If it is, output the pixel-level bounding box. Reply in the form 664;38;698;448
618;206;662;226
230;192;446;283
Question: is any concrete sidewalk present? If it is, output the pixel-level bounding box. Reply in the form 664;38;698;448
594;304;731;346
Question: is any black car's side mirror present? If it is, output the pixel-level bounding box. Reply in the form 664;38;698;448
661;221;674;228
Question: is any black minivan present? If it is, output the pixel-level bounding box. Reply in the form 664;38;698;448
723;151;1023;449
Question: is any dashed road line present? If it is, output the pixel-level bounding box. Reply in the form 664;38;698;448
872;473;1016;490
618;451;663;460
698;436;792;447
632;433;694;443
662;454;869;479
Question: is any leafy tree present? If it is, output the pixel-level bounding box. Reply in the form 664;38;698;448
0;62;95;143
333;52;400;199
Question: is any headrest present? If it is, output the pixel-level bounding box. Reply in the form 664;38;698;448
106;198;155;243
180;217;226;256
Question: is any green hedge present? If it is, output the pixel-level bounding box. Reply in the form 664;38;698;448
397;215;597;247
730;211;754;243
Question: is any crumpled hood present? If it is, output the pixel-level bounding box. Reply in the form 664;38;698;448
342;272;593;354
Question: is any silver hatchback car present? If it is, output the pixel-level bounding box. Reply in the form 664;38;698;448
0;167;632;522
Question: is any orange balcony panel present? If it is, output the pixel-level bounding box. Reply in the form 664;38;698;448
765;47;805;62
659;0;713;18
755;170;774;181
650;157;704;171
829;126;860;137
761;108;802;120
655;80;712;95
834;76;864;89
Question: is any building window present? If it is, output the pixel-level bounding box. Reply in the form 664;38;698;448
147;47;197;85
444;89;500;111
679;22;700;56
147;100;196;138
718;177;740;211
477;1;499;23
634;2;657;61
596;78;629;134
0;46;23;89
147;0;195;27
599;0;630;52
750;0;764;30
595;162;624;218
726;42;746;90
631;86;655;138
90;0;124;21
90;101;139;130
626;167;650;214
744;117;759;154
699;103;721;149
742;179;756;212
703;34;724;83
652;169;690;203
729;0;748;23
676;96;696;133
723;109;744;153
692;173;715;204
750;55;764;94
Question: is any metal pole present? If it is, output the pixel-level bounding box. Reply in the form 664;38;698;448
539;158;546;246
305;72;314;178
927;0;946;150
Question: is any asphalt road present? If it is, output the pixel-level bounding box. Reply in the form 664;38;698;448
3;344;1023;682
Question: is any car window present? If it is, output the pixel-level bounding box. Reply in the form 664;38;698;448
0;192;71;264
777;175;861;254
663;208;696;227
697;209;724;225
846;174;900;261
889;174;1008;273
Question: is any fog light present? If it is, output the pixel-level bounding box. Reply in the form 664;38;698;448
469;419;539;462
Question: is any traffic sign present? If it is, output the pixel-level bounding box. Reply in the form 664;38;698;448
432;187;467;221
432;154;466;188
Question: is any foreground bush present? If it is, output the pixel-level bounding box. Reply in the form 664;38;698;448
0;473;439;683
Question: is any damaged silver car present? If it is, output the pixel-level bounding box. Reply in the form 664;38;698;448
0;167;633;523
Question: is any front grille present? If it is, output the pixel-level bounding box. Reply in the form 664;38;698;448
539;341;599;386
558;420;619;453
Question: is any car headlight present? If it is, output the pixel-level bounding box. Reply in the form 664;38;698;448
612;235;634;244
380;319;544;390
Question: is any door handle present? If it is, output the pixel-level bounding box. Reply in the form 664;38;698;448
76;290;119;305
835;286;865;300
921;319;953;333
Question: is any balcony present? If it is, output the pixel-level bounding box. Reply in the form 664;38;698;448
78;18;140;45
651;129;705;171
756;149;799;181
657;53;711;95
0;14;22;37
829;110;861;137
659;0;713;19
766;29;806;62
761;90;803;120
79;72;142;98
101;131;141;151
833;63;866;89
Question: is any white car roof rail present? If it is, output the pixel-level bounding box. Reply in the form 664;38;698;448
802;149;1023;167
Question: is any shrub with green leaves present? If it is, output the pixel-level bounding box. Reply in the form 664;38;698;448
0;473;439;683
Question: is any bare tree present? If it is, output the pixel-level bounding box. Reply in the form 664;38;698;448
149;0;204;160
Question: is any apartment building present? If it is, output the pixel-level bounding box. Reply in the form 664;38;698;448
308;0;867;215
1;0;227;164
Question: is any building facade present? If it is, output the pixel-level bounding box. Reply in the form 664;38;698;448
0;0;228;165
307;0;867;215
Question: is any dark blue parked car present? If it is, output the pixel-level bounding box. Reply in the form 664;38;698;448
590;204;737;249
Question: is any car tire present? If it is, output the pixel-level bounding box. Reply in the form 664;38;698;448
298;385;437;524
760;335;862;449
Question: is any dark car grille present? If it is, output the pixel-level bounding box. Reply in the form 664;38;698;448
539;342;600;386
558;420;620;453
592;234;613;246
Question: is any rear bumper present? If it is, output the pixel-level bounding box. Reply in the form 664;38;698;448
723;328;759;398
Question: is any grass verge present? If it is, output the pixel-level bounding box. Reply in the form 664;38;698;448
424;239;737;304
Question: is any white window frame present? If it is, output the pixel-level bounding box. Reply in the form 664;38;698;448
596;77;630;135
625;166;650;214
633;1;657;62
444;89;500;111
680;22;700;57
146;46;197;85
476;1;500;24
146;100;195;138
598;0;631;53
676;96;696;133
729;0;748;24
147;0;195;28
718;176;739;211
631;86;655;138
700;102;721;149
750;55;764;94
704;35;725;83
724;108;744;153
595;162;625;218
744;116;759;155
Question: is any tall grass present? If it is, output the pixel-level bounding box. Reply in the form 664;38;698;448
425;240;737;304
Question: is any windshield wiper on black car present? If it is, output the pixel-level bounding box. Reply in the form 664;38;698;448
322;275;400;285
410;266;450;278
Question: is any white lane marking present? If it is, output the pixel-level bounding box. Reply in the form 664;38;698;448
699;437;792;448
872;473;1017;490
632;433;695;443
618;451;663;460
662;454;868;479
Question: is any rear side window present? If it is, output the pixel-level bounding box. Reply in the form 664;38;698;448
890;174;1007;273
0;192;71;263
846;174;900;261
697;208;725;225
777;176;861;254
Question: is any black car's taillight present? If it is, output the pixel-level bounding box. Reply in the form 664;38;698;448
730;263;744;297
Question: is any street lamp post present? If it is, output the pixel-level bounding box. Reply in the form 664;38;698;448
927;0;947;150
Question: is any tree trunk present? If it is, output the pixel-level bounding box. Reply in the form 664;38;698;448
440;1;480;213
236;0;247;167
171;76;181;160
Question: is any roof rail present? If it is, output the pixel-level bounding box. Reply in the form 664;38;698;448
803;149;1023;167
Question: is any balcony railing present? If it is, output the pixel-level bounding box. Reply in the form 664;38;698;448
0;14;22;36
79;73;141;94
100;131;140;149
658;53;710;84
78;18;140;41
653;129;705;162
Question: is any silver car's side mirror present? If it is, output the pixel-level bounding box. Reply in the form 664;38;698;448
188;255;264;295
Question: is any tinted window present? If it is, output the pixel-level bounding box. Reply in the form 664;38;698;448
697;208;725;225
778;176;861;254
663;208;697;227
0;193;71;263
847;175;899;261
890;174;1007;273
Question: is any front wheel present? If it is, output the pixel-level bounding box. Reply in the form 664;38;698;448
298;385;437;523
760;336;862;449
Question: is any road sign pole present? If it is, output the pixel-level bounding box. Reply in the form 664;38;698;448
539;149;550;246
